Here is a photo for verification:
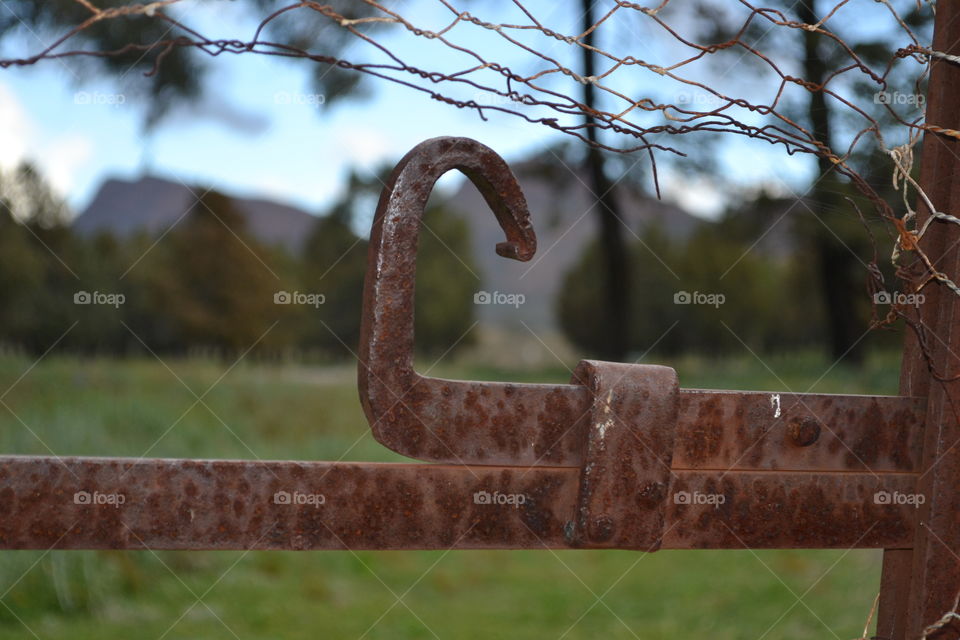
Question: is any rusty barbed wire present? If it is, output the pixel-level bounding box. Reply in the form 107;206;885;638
852;589;960;639
920;590;960;638
0;0;956;335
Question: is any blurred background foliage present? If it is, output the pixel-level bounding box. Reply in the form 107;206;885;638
0;158;486;360
0;157;900;361
0;0;916;364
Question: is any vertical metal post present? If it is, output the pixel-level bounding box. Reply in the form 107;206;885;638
878;4;960;638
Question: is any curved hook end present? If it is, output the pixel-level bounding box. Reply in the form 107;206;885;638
496;240;535;262
359;136;538;459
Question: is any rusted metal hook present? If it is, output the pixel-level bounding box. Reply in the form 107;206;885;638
0;137;930;557
358;136;594;466
357;136;926;480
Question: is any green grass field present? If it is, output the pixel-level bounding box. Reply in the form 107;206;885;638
0;350;902;639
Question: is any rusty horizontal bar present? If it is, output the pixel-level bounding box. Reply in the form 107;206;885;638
356;380;925;472
0;456;920;551
360;378;590;467
666;470;918;550
674;390;925;473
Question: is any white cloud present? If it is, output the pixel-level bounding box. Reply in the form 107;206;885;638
0;81;94;202
0;82;30;171
42;135;93;195
661;170;726;219
246;172;332;211
335;128;393;168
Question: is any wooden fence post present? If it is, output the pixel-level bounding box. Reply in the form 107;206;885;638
879;4;960;638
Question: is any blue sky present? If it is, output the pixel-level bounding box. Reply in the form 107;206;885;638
0;0;864;223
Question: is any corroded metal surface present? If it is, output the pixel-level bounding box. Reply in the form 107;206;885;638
664;470;920;550
674;390;925;473
358;136;581;466
878;4;960;637
0;457;919;551
356;141;926;472
355;365;924;471
567;361;678;550
352;380;924;471
0;457;576;551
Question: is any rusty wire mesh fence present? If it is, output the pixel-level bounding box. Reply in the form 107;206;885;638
1;0;955;375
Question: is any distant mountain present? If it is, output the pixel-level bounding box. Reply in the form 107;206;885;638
449;159;704;330
73;176;317;254
74;167;797;333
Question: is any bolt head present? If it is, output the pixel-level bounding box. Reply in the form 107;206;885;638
588;516;615;543
788;417;821;447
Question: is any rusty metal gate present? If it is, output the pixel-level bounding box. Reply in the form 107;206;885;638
3;6;960;640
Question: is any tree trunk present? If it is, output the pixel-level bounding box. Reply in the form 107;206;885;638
580;0;630;361
797;0;865;364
